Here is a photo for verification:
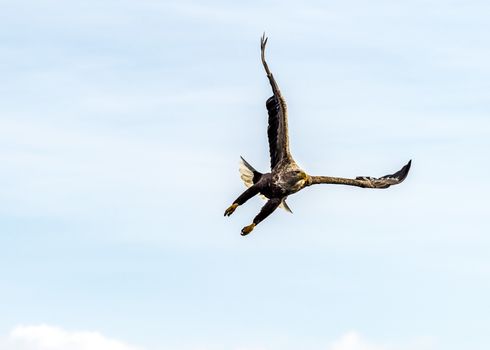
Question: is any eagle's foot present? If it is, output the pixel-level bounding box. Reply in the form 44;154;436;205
241;223;256;236
224;203;238;217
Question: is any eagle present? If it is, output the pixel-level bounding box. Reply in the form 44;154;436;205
224;35;411;236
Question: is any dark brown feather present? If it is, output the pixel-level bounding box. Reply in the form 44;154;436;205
261;34;292;170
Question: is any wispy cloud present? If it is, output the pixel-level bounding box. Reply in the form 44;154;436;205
328;331;436;350
0;326;436;350
328;332;387;350
1;325;142;350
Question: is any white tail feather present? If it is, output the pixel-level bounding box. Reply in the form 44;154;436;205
239;158;255;188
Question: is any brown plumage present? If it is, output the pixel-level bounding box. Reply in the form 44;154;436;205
224;34;411;236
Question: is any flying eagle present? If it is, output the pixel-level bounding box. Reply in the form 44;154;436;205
224;35;411;236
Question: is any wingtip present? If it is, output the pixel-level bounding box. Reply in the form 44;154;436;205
281;200;293;214
406;159;412;172
260;32;268;47
398;159;412;181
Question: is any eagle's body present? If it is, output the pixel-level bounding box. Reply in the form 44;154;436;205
224;35;411;236
253;167;305;197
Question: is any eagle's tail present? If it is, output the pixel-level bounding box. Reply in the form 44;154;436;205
239;156;262;188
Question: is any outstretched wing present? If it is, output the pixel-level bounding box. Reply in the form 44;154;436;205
261;34;292;170
310;160;412;189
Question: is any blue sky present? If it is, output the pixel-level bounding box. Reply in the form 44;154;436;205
1;0;489;349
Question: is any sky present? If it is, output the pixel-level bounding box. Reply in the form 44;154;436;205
1;0;489;349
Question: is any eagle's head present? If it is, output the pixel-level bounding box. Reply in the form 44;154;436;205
288;169;310;191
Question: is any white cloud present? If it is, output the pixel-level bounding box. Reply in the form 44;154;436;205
1;325;142;350
327;331;437;350
0;326;437;350
328;332;387;350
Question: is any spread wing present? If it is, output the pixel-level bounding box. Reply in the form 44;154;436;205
310;160;412;189
261;34;292;170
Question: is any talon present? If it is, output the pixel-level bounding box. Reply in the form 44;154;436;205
241;223;256;236
224;203;238;217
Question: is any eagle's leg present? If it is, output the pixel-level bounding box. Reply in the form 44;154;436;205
241;198;282;236
224;184;260;217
